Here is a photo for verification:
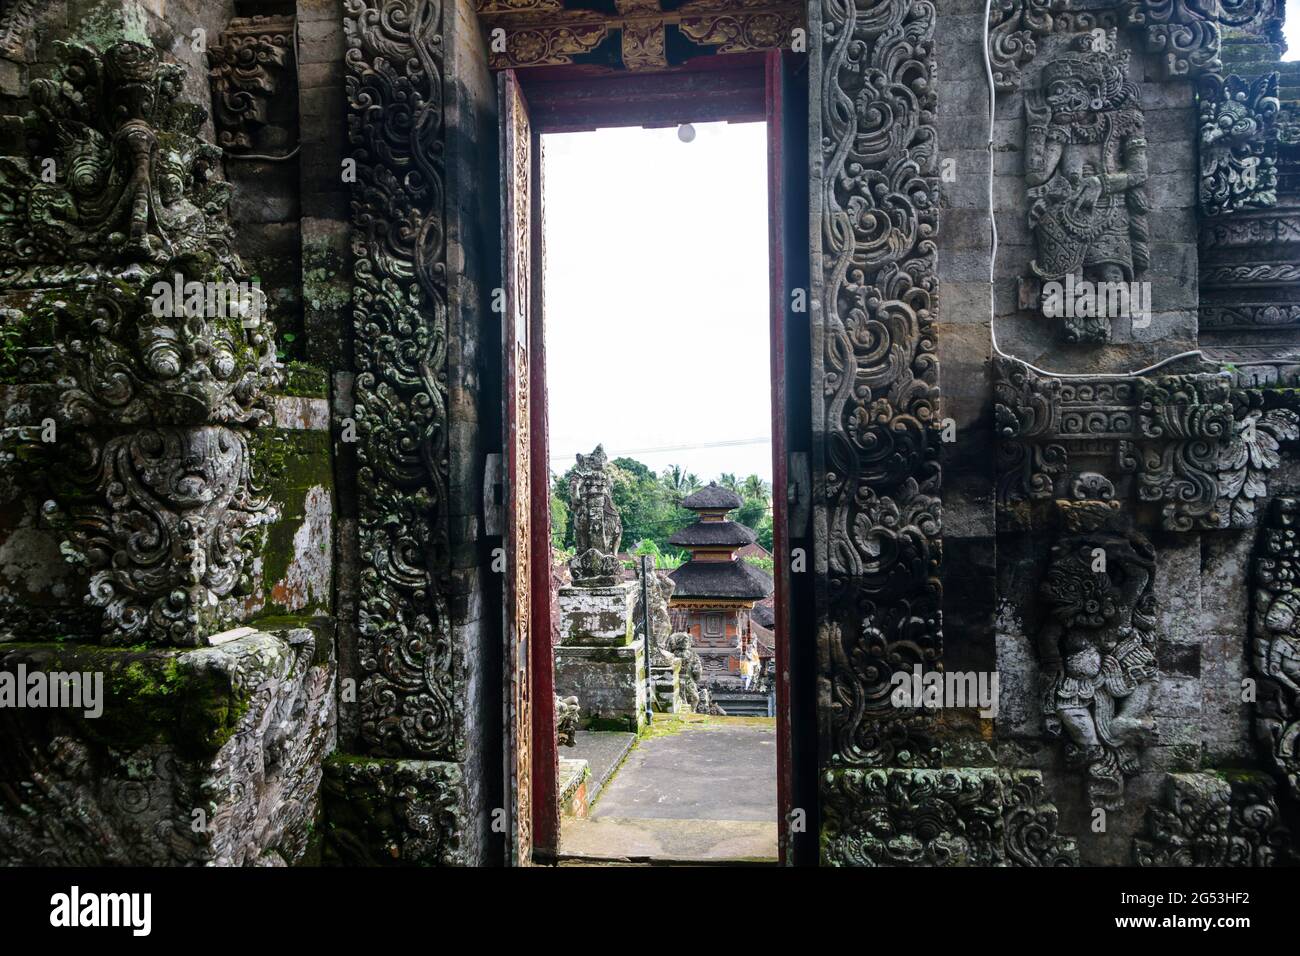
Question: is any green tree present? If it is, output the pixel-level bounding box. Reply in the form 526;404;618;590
742;474;771;504
719;472;741;493
549;492;568;551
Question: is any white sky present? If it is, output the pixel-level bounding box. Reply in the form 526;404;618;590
542;122;773;484
1288;7;1300;60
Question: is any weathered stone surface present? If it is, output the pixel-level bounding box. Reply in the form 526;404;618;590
1133;771;1293;866
558;582;637;647
320;756;465;866
0;626;335;865
553;641;646;733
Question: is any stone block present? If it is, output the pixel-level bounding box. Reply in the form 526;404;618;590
553;639;646;733
0;627;335;865
558;581;637;647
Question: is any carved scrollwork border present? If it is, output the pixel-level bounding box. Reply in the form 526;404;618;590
345;0;459;760
812;0;943;769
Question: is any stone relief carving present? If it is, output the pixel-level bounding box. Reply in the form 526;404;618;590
994;357;1299;531
1251;497;1300;803
821;768;1005;866
987;0;1064;92
0;41;237;271
815;0;943;771
1121;0;1275;78
40;265;277;429
568;445;622;585
345;0;457;759
0;629;333;865
1025;30;1149;343
0;40;279;647
1198;72;1280;217
207;15;297;154
321;756;465;866
1133;771;1292;866
1038;477;1159;811
1001;769;1080;865
43;426;277;645
820;768;1078;866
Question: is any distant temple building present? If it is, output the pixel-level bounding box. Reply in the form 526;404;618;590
667;484;773;699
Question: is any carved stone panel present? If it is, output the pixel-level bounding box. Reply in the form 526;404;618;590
1038;481;1159;812
208;15;297;154
345;0;458;760
1024;30;1149;343
1133;771;1292;866
811;0;943;771
1251;497;1300;803
1198;72;1280;218
994;357;1299;531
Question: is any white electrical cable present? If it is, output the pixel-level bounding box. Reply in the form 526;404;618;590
980;0;1209;380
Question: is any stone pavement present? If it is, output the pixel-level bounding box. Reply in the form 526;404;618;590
560;716;778;863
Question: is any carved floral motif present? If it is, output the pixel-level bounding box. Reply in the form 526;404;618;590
1121;0;1275;78
814;0;943;770
345;0;457;759
994;357;1299;531
207;16;296;154
987;0;1064;92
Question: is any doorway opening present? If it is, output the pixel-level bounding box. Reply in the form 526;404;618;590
542;120;778;863
496;54;813;867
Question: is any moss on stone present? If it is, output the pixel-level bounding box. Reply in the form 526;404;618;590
0;642;252;759
281;362;329;398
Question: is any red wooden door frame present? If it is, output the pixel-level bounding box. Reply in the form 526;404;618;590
764;48;795;866
520;55;797;863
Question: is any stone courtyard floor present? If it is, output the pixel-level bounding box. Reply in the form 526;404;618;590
559;714;778;864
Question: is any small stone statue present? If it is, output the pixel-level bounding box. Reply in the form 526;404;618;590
568;445;622;585
555;695;580;748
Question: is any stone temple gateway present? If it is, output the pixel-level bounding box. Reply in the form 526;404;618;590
0;0;1294;872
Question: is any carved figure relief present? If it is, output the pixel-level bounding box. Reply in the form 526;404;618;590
1252;498;1300;803
1025;31;1149;343
0;40;278;647
1038;477;1159;811
0;41;237;272
567;445;622;585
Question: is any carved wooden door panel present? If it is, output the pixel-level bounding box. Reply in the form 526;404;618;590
499;69;533;867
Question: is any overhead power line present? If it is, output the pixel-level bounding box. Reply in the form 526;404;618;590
548;436;771;463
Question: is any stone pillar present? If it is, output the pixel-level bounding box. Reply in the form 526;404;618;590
554;581;646;732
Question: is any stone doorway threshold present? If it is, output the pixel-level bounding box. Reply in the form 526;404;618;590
558;716;778;865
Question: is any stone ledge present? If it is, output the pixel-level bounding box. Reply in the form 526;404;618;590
0;627;335;865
